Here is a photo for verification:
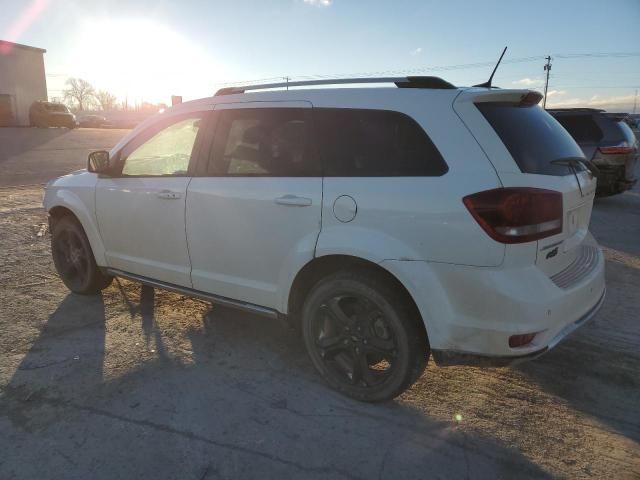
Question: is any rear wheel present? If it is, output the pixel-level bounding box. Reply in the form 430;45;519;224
301;270;429;402
51;216;112;294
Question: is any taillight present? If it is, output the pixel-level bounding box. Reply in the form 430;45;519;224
463;188;563;244
599;142;634;155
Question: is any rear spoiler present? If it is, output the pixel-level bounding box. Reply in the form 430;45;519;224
456;88;543;106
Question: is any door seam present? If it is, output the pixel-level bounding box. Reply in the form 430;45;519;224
184;176;195;288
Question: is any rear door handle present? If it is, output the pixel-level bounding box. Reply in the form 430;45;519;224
157;190;182;200
274;195;312;207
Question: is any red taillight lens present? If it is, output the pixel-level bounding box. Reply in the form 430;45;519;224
509;333;536;348
599;142;634;155
463;188;563;244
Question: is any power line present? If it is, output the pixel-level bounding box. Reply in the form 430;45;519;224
212;51;640;88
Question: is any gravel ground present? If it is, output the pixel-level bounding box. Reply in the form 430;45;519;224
0;129;638;479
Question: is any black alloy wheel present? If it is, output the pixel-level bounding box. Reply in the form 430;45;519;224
302;270;429;402
51;216;112;294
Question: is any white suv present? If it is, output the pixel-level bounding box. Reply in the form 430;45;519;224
44;77;606;402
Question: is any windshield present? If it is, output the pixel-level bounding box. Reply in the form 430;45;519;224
477;102;586;176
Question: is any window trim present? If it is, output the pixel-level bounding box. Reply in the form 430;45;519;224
109;112;210;178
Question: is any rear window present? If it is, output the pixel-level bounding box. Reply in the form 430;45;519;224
477;103;585;176
314;108;448;177
553;114;603;142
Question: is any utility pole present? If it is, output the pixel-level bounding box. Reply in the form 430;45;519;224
284;76;290;91
634;88;638;114
543;56;552;109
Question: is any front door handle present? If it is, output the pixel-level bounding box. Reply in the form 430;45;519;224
157;190;182;200
274;195;312;207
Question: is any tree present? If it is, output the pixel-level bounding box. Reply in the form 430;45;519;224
63;78;96;111
95;90;118;111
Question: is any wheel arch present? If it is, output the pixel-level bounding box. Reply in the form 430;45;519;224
286;254;429;340
45;190;106;266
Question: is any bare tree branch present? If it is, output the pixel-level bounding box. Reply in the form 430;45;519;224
63;78;96;111
95;90;118;111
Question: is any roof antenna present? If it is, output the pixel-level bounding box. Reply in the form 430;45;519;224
473;46;507;88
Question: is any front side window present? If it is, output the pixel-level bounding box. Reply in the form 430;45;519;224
208;108;317;176
121;116;201;176
314;108;448;177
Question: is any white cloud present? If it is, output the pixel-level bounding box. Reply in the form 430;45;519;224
410;47;422;56
546;90;567;98
547;94;636;111
303;0;333;6
512;78;544;87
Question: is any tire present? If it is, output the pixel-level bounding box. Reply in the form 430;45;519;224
301;270;429;402
51;216;112;294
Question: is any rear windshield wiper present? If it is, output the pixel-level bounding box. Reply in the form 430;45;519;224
550;157;598;196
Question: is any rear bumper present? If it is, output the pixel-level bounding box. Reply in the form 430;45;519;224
431;287;605;366
381;233;606;364
593;154;638;192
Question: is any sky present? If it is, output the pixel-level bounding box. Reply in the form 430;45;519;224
1;0;639;111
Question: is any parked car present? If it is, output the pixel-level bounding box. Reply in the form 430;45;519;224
78;114;107;128
548;108;638;196
29;101;76;128
625;114;640;137
44;77;605;401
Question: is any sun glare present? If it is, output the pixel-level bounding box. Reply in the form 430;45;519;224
65;19;224;104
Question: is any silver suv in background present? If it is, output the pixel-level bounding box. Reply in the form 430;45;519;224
548;108;638;196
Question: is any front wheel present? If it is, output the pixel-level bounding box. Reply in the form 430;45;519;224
51;216;112;294
301;270;429;402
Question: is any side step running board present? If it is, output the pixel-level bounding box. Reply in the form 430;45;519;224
105;268;279;319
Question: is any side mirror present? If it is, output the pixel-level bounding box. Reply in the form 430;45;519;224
88;150;110;174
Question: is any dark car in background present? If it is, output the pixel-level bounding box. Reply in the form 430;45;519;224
29;101;76;129
548;108;638;196
78;114;107;128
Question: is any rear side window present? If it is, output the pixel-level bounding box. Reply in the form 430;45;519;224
314;108;448;177
477;103;585;176
553;114;603;142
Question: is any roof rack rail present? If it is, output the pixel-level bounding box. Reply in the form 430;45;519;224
214;76;455;96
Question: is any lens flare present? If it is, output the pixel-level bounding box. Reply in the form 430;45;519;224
0;0;50;55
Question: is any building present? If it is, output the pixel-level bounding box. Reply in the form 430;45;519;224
0;40;47;126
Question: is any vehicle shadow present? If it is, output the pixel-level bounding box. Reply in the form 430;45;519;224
514;256;640;443
591;192;640;257
1;292;106;430
0;285;551;479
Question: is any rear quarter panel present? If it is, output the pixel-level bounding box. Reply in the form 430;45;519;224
315;90;505;267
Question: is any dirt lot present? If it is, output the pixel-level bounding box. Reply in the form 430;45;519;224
0;128;639;479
